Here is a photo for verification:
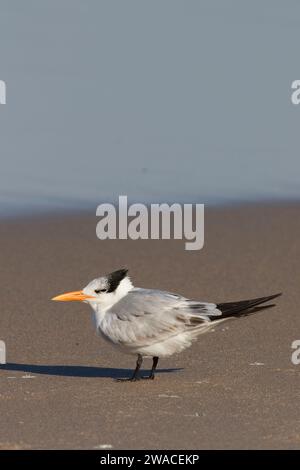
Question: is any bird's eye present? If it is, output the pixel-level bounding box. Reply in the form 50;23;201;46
94;288;107;294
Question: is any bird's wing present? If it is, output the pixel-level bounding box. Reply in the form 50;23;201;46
114;288;221;320
101;288;221;347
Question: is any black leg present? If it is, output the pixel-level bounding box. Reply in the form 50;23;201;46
116;354;143;382
142;356;159;380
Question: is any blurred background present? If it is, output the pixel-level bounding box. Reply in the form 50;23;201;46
0;0;299;217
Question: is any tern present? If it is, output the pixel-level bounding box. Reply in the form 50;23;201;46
52;269;281;381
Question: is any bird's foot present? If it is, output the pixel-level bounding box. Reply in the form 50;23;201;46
115;377;140;382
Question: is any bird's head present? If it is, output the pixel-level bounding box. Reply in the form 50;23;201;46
51;268;132;310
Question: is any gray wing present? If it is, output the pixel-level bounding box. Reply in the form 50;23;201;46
100;288;222;347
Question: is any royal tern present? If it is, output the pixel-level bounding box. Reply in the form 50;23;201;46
52;269;281;381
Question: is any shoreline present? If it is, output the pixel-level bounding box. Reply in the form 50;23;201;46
1;197;300;223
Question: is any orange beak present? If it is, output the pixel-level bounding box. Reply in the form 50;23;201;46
51;290;95;302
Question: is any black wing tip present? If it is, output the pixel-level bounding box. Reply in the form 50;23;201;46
217;292;283;318
265;292;282;300
255;292;282;304
245;292;282;303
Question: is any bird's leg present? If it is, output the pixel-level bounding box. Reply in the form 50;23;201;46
142;356;159;380
116;354;143;382
131;354;143;380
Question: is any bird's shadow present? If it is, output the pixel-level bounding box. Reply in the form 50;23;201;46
0;363;182;379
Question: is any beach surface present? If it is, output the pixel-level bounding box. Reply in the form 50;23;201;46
0;203;299;449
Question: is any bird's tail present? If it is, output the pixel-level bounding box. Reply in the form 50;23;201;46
215;293;282;320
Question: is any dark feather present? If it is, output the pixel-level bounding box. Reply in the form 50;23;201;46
216;293;282;318
107;269;128;293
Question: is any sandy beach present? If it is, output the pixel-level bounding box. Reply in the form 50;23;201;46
0;203;299;449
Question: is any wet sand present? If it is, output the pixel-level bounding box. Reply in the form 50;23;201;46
0;203;299;449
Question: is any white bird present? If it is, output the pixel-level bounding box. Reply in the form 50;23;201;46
52;269;281;381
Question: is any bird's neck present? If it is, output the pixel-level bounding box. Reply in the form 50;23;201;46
91;277;134;331
112;276;134;305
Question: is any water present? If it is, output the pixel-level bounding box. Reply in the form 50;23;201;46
0;1;300;218
0;341;6;365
